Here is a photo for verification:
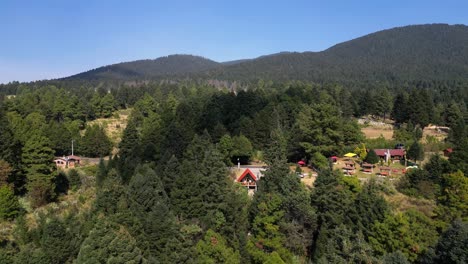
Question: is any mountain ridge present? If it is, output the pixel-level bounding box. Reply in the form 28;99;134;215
64;23;468;83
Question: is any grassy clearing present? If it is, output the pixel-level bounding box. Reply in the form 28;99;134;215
1;165;98;240
384;192;436;217
85;108;132;154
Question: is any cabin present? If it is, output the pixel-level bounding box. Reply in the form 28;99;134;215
54;155;81;169
374;149;405;162
237;169;258;191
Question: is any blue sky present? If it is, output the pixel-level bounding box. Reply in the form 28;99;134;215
1;0;467;83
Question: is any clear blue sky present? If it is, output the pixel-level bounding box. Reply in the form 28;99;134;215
1;0;467;83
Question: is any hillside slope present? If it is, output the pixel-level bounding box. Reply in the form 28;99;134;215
211;24;468;82
67;54;221;80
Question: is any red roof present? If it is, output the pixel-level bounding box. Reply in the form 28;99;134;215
374;149;405;157
237;169;257;182
444;148;453;153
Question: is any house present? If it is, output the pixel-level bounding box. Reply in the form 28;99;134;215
54;155;81;169
54;158;67;169
443;148;453;157
237;169;258;191
374;149;405;162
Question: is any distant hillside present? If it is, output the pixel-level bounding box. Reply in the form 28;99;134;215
67;54;221;80
211;24;468;82
65;24;468;83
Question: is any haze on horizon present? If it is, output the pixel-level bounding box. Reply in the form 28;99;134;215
1;0;468;84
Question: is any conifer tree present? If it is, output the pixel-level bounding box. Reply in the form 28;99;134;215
22;135;55;207
0;185;20;220
76;220;146;264
365;149;380;164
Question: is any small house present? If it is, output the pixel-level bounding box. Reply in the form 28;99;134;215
54;155;81;169
237;169;258;191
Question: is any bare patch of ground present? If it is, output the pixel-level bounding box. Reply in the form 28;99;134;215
362;127;394;140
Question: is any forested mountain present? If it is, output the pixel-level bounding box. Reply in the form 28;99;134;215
211;24;468;82
67;54;221;81
63;24;468;83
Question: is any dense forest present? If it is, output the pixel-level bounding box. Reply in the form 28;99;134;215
0;78;467;263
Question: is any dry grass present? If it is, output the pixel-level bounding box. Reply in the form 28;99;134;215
362;127;394;140
2;166;97;241
384;192;436;217
85;109;132;154
422;125;448;143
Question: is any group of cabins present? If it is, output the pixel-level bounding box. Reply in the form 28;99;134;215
341;148;406;176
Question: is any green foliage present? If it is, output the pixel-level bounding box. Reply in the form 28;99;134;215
297;103;344;156
218;134;234;165
310;152;329;171
368;210;438;261
196;229;241;264
79;124;112;157
67;169;81;190
354;143;367;161
21;134;56;208
407;141;424;163
0;185;20;220
430;220;468;263
231;134;254;163
436;171;468;222
76;220;146;264
365;149;380;164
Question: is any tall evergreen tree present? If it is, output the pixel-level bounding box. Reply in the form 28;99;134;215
21;135;55;208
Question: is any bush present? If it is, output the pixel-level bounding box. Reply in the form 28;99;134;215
68;169;81;190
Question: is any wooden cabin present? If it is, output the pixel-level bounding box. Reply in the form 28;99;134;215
237;169;258;191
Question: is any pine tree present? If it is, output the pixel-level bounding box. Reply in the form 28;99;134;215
365;149;380;164
407;141;424;163
196;229;241;264
76;220;146;264
22;135;55;208
0;185;20;220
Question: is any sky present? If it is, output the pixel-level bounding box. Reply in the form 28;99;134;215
1;0;468;83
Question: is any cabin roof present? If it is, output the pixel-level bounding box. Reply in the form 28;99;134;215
374;149;405;157
237;169;257;182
